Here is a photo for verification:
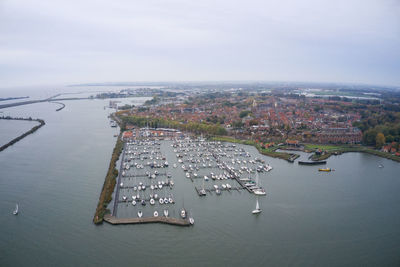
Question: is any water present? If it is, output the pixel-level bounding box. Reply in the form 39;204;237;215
1;97;400;266
0;120;40;146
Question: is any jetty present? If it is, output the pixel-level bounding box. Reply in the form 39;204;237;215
298;160;327;165
103;214;191;226
194;186;243;196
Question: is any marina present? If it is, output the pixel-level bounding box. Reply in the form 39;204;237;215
108;130;273;226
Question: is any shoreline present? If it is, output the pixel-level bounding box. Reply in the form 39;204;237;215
93;131;123;224
210;136;300;162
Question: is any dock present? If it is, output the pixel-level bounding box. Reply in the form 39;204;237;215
298;160;327;165
194;186;243;196
122;172;167;178
104;214;191;226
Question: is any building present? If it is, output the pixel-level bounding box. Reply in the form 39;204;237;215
317;127;362;144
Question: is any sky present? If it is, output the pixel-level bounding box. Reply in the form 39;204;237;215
0;0;399;87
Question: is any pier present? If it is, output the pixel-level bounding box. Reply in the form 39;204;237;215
104;214;191;226
194;186;243;196
121;172;167;178
298;160;327;165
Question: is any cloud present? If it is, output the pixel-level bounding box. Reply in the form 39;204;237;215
0;0;399;87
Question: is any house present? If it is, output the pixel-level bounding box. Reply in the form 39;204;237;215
286;139;299;146
122;131;133;140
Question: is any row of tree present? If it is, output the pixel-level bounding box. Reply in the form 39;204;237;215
121;115;227;136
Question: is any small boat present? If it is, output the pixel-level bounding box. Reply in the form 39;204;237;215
164;209;169;217
13;204;18;215
159;198;164;204
120;182;123;187
138;210;143;218
319;168;332;172
189;217;194;225
164;197;169;204
141;200;146;206
131;200;136;206
253;188;266;196
204;175;209;181
378;164;384;168
154;211;158;217
226;183;232;189
122;195;127;201
150;198;155;205
216;189;221;195
252;198;261;214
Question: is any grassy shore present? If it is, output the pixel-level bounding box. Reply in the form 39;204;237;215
210;136;297;161
93;135;123;224
303;144;400;162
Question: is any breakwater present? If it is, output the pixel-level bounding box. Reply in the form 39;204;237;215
103;214;191;226
50;101;66;111
0;117;45;152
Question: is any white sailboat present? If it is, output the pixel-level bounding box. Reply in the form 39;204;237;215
13;204;19;215
252;198;261;214
253;172;266;196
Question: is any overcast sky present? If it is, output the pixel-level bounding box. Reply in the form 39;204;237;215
0;0;399;87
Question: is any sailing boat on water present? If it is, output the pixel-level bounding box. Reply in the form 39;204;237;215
13;204;19;215
252;198;261;214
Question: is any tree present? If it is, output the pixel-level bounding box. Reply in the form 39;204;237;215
239;110;251;118
375;132;385;148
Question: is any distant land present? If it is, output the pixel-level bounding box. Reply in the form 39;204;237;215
69;81;400;91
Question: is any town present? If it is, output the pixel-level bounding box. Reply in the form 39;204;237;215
111;85;400;161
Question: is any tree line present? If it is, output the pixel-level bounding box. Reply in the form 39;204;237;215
121;115;227;136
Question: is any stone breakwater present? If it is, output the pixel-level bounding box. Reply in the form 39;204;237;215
0;117;45;152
